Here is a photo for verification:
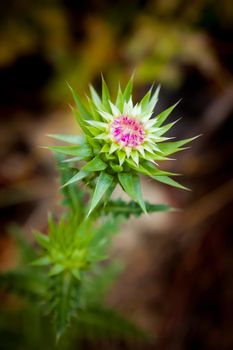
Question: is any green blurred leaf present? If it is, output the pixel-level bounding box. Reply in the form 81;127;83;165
31;255;51;266
47;134;84;144
34;231;50;250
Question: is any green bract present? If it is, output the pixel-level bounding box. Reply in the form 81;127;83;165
48;76;198;215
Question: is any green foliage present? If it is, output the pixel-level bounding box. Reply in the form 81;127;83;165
74;306;148;341
32;215;119;277
37;77;196;341
102;199;172;218
0;76;198;346
0;223;147;346
29;209;123;339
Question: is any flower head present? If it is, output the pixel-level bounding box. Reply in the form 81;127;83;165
110;115;145;148
48;76;198;215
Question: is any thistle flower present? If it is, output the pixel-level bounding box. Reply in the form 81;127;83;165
48;76;198;215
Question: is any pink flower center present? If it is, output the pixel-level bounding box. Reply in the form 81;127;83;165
110;115;145;147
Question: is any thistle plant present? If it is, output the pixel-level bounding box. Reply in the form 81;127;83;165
48;75;197;215
0;75;198;346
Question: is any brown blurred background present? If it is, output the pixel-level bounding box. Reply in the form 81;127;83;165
0;1;233;349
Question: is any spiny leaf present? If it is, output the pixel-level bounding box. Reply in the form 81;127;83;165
147;84;160;111
115;83;124;112
103;199;173;218
68;84;91;121
123;73;134;101
153;175;189;190
72;108;92;136
88;172;114;216
47;143;92;158
47;273;80;342
62;169;89;187
118;173;146;213
140;85;153;111
89;85;102;110
155;118;181;136
101;75;110;107
157;135;200;155
87;96;101;121
126;159;177;177
0;269;47;299
154;100;180;127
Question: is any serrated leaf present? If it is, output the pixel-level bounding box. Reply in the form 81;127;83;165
118;173;146;213
50;272;79;342
82;155;107;172
88;172;114;216
103;199;173;218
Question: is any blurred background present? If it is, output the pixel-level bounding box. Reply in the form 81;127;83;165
0;0;233;349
